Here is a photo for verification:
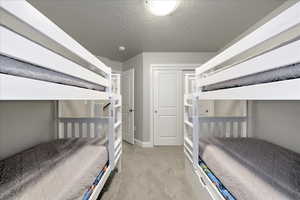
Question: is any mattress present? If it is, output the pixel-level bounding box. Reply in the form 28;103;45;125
0;54;106;92
0;138;108;200
199;137;300;200
202;62;300;92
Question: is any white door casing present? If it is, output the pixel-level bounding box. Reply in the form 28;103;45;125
122;69;135;144
153;70;182;146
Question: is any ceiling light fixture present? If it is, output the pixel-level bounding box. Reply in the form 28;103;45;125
145;0;180;16
118;46;126;51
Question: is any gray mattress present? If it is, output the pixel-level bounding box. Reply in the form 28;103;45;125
0;54;106;92
202;62;300;92
0;138;108;200
199;138;300;200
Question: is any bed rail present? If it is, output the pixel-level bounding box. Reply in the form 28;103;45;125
58;117;108;139
195;2;300;100
197;117;247;138
0;0;110;75
196;2;300;77
57;74;122;169
0;0;112;100
184;74;196;164
109;74;122;168
185;98;250;200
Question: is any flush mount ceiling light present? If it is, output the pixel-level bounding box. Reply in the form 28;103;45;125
145;0;180;16
118;46;126;51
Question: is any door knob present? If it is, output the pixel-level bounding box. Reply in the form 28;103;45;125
154;110;158;113
129;109;134;112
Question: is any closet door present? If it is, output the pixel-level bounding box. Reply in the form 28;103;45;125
153;70;182;146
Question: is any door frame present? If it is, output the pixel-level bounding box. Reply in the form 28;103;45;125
150;64;201;146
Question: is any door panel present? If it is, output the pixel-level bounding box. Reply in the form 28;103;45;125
158;116;177;137
154;70;182;146
122;69;135;144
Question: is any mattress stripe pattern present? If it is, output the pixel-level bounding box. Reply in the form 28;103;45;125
82;162;109;200
199;157;236;200
0;54;106;92
202;62;300;92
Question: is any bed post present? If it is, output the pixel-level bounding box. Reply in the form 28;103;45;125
192;95;199;169
108;74;115;169
54;100;59;139
246;100;253;137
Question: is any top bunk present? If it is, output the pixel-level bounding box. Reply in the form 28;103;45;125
0;0;111;100
195;1;300;100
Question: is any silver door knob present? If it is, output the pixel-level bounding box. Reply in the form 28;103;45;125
154;110;158;113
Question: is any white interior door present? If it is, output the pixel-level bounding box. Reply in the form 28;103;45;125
122;69;135;144
153;70;182;146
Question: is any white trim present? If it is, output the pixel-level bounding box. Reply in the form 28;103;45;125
134;139;153;148
149;64;200;147
0;26;109;87
197;78;300;100
1;0;111;75
196;2;300;75
0;74;109;100
197;38;300;88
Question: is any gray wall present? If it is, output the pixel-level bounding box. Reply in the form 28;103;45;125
252;101;300;154
0;101;55;159
214;100;246;117
98;56;123;73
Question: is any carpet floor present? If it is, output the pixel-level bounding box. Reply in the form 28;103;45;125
99;143;197;200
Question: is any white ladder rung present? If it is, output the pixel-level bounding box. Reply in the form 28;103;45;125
184;120;194;128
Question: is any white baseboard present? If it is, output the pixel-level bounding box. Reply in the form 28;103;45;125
134;139;153;148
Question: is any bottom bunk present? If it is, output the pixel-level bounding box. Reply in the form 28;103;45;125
197;137;300;200
0;138;110;200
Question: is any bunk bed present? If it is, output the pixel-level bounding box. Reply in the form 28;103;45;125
185;2;300;200
0;0;122;200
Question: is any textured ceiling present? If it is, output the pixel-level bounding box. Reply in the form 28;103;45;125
27;0;286;61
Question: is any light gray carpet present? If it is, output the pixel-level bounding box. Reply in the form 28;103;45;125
100;143;197;200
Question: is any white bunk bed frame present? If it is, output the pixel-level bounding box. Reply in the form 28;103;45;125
195;1;300;100
57;74;122;200
0;0;110;100
185;2;300;200
184;74;248;200
0;1;122;199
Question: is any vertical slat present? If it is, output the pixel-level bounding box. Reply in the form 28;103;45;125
220;121;225;137
87;122;91;137
79;122;83;137
243;121;247;138
71;122;75;138
63;121;67;139
237;121;242;138
94;122;98;137
208;121;213;135
225;122;229;137
109;95;116;168
230;121;234;138
213;121;217;137
192;97;199;168
213;121;218;137
217;122;221;137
